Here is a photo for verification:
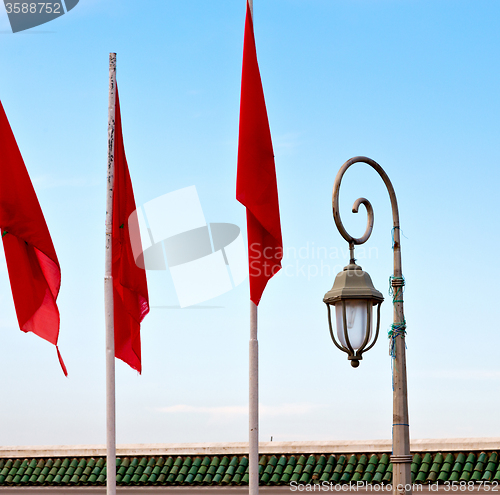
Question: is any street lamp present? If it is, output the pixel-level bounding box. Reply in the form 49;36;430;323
324;156;412;495
323;257;384;368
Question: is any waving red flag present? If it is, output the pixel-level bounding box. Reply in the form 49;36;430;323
236;1;283;306
0;101;66;375
112;87;149;373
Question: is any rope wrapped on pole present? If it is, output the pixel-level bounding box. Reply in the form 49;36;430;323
388;275;406;361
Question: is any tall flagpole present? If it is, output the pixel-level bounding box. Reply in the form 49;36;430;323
105;52;117;495
249;300;258;495
246;0;259;491
247;5;258;495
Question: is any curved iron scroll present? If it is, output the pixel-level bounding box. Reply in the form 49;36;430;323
332;156;402;272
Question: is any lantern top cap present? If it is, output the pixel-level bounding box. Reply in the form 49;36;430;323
323;262;384;305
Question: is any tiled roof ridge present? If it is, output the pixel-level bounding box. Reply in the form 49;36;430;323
1;438;499;458
0;451;499;487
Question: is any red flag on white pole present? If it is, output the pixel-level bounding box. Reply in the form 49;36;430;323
111;87;150;373
236;0;283;305
236;3;283;494
0;100;67;376
105;54;150;495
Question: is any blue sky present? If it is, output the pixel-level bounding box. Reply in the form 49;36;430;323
0;0;499;446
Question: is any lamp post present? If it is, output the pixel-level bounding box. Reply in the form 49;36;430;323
324;156;412;495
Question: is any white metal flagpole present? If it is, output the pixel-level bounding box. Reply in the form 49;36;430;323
249;300;258;495
105;52;117;495
247;1;259;492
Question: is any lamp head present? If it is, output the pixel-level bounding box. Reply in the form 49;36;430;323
324;262;384;366
323;261;384;305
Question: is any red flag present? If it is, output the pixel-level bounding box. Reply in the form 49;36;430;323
112;87;149;373
236;1;283;306
0;101;67;375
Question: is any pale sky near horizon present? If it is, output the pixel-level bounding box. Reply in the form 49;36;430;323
0;0;499;447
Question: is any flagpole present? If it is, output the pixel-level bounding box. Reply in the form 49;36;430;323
245;2;259;492
105;52;117;495
249;300;258;495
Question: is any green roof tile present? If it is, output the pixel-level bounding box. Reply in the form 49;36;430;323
212;456;229;484
471;452;487;481
411;453;422;483
261;455;278;484
298;455;316;484
193;456;211;484
437;454;454;483
449;453;466;482
290;462;303;483
494;463;500;482
382;463;393;483
373;465;387;478
280;455;296;484
331;455;347;483
320;455;337;482
352;455;367;483
483;453;498;482
201;456;219;484
131;456;147;483
362;454;378;483
427;452;444;483
471;471;482;481
269;455;286;485
221;456;239;484
461;454;476;482
61;459;77;484
355;454;368;473
15;459;28;478
231;457;248;485
460;456;476;483
290;455;306;483
97;466;106;485
312;455;327;483
90;458;104;483
158;456;173;483
0;448;497;487
460;470;472;482
340;454;358;483
415;453;432;484
166;456;182;483
454;453;466;469
0;459;13;482
82;457;95;476
351;472;362;483
175;456;193;484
